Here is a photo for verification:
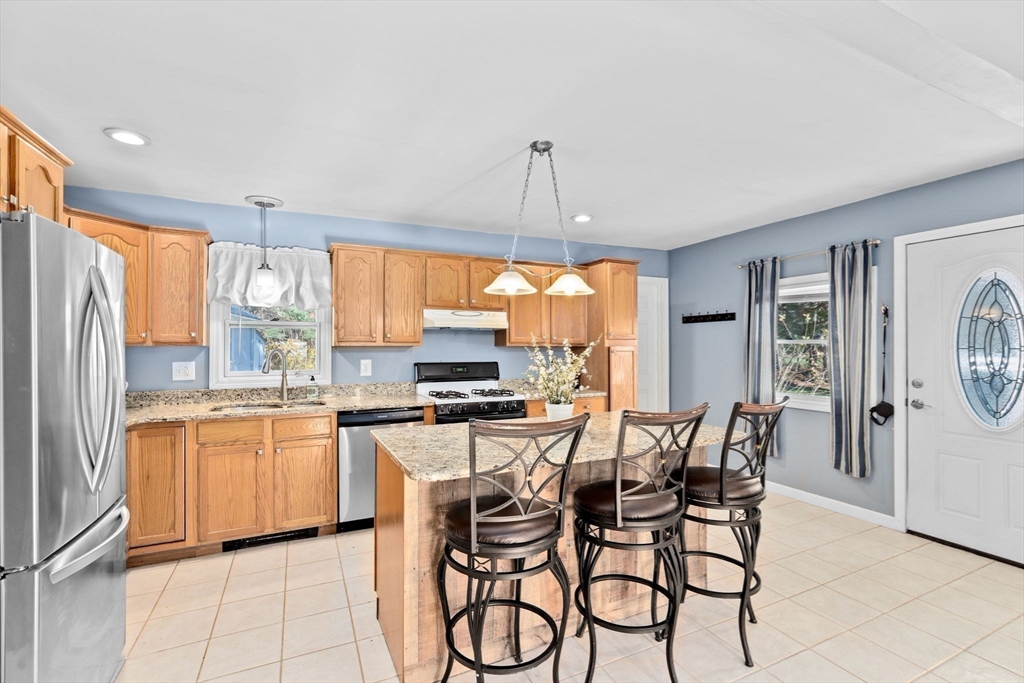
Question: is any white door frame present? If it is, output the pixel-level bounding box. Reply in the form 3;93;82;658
893;213;1024;532
637;276;670;412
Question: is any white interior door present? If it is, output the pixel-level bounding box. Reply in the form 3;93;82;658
906;224;1024;562
637;276;669;412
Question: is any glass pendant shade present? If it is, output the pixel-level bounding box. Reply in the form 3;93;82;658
254;264;275;290
545;271;595;296
484;269;537;296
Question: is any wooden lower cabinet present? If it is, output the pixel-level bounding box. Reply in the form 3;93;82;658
525;396;607;418
128;413;338;557
197;441;270;543
127;426;186;548
274;436;337;529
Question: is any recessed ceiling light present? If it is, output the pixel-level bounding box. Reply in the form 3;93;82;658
571;214;593;223
103;128;151;146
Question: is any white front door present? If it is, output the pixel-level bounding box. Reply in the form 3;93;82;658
637;276;669;412
906;224;1024;562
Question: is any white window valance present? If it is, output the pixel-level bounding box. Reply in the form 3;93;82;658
207;242;332;309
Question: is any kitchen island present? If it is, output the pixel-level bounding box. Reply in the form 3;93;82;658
372;411;726;683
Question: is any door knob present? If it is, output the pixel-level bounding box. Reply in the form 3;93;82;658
910;399;930;410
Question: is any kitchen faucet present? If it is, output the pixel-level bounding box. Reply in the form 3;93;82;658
262;349;289;402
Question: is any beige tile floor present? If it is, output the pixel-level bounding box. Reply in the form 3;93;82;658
117;494;1024;683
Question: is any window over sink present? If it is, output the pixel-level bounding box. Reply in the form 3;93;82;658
209;300;332;389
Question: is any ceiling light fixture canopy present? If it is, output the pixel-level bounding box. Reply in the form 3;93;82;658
485;140;594;298
103;127;151;146
245;195;283;291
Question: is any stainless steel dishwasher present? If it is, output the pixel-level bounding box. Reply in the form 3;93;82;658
337;407;424;527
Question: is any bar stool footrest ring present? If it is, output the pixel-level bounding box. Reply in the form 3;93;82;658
444;598;559;676
574;573;677;635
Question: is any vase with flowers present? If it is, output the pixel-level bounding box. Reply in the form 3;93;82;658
524;335;601;420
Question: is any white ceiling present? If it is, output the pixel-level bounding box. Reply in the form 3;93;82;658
1;1;1021;250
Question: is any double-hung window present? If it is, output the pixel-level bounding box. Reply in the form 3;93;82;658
210;301;332;388
776;273;831;412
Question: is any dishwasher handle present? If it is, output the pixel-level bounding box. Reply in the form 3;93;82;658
337;408;425;427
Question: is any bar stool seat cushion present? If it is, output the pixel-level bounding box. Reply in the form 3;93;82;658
444;495;557;546
674;465;762;502
573;479;680;523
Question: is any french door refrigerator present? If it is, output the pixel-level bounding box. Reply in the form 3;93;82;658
1;212;129;682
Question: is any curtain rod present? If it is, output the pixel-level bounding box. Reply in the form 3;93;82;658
736;239;881;269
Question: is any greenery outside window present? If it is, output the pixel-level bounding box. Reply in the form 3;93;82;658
209;300;332;389
776;273;831;412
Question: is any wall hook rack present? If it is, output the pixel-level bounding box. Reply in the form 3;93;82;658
682;311;736;324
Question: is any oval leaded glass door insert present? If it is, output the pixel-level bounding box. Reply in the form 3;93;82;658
956;269;1024;428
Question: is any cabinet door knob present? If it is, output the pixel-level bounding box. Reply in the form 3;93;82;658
256;449;264;456
471;299;476;303
386;334;391;338
459;299;465;303
275;448;282;454
190;332;197;337
140;332;147;338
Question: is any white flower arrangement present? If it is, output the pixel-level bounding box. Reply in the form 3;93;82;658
524;335;601;405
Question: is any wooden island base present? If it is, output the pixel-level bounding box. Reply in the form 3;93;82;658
375;444;710;683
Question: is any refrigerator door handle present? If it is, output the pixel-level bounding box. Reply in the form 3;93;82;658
47;504;129;585
74;266;122;494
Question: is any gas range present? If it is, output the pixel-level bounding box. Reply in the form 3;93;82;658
415;362;527;424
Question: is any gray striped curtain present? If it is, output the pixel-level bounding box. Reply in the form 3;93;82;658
828;241;873;478
743;258;780;457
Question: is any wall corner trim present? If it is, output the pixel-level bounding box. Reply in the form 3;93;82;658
764;481;904;531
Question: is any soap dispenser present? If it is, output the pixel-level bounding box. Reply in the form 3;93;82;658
306;375;320;400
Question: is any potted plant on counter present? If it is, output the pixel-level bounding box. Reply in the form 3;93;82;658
525;336;601;420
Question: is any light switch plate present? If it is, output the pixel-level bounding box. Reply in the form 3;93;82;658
172;361;196;381
360;359;372;377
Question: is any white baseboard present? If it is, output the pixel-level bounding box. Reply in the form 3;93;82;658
765;481;905;531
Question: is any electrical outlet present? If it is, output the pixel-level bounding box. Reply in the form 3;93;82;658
360;359;372;377
172;361;196;381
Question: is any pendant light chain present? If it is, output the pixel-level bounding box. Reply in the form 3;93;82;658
545;149;573;269
506;148;535;269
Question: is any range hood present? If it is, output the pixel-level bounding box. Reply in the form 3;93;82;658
422;309;509;330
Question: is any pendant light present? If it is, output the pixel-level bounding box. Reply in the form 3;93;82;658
485;140;594;297
245;195;283;290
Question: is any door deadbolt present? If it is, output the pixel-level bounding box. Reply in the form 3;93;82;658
911;379;924;388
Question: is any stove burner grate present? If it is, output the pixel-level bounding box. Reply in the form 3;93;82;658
471;389;515;397
428;390;470;399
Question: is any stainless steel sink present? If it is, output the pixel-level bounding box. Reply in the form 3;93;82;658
211;400;327;412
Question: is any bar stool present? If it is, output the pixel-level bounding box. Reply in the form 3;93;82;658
572;405;710;683
437;413;590;683
672;399;787;668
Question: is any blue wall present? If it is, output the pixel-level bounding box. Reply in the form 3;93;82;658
66;187;667;391
668;160;1024;516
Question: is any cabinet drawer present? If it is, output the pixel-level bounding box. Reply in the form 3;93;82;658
272;414;334;441
573;397;607;414
196;418;265;445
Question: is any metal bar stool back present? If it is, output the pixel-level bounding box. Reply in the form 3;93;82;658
438;413;590;683
674;398;787;668
573;404;710;683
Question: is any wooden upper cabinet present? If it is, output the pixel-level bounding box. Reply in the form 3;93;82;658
273;435;337;530
468;259;508;311
425;256;469;308
383;251;425;344
497;266;551;346
0;122;9;213
127;426;186;548
550;268;589;346
1;107;72;223
149;229;205;345
69;212;150;345
12;137;64;224
608;346;638;411
197;441;270;543
333;247;382;345
606;262;638;340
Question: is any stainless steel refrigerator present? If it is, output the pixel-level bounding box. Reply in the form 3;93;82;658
1;212;129;682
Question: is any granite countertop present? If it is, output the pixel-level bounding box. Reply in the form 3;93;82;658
125;383;608;427
126;394;433;427
372;410;727;482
